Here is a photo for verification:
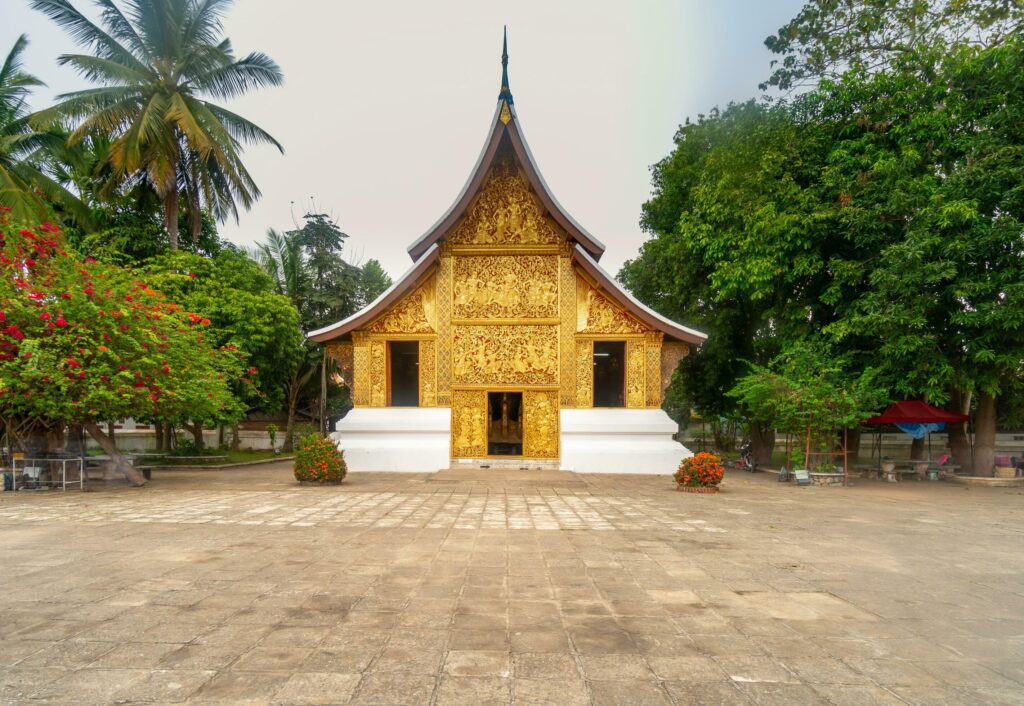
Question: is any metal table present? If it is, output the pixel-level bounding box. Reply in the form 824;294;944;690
8;457;86;491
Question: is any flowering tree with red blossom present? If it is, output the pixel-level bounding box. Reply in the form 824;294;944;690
0;214;250;485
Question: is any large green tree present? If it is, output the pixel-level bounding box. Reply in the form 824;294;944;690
0;215;247;484
141;247;304;448
251;218;391;448
31;0;284;249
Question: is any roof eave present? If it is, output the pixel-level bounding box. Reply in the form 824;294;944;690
571;245;707;346
307;245;441;343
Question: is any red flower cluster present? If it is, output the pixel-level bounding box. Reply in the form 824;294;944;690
674;452;725;488
293;434;347;484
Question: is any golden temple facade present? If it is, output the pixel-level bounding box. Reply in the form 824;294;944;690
309;34;705;464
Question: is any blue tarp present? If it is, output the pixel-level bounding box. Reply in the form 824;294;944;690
895;422;945;439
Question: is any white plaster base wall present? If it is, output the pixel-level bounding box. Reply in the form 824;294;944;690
332;408;450;472
560;408;690;474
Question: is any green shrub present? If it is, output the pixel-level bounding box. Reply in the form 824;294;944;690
293;433;346;484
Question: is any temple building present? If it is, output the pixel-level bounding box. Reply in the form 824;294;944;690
308;34;706;472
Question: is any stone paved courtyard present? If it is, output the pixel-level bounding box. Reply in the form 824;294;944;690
1;464;1023;705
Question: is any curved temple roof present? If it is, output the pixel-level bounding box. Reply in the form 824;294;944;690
308;32;706;347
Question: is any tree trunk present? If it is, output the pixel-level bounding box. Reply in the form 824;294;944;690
947;389;972;472
846;427;861;463
749;422;775;467
189;189;202;246
164;188;180;251
230;423;241;452
910;436;926;460
973;391;997;476
187;422;204;451
283;385;299;453
84;422;145;486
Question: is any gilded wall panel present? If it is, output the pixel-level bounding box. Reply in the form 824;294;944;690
451;389;488;457
366;278;435;333
661;342;690;396
326;342;354;395
626;339;646;408
452;325;558;386
645;335;663;408
436;256;453;406
576;276;647;334
559;256;576;406
449;162;564;247
523;389;559;458
575;338;594;408
453;255;557;319
419;338;437;407
352;335;369;407
369;339;387;407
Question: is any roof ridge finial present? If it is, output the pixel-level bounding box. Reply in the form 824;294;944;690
499;25;513;104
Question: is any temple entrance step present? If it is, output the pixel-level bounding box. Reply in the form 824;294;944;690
448;458;561;471
429;467;582;485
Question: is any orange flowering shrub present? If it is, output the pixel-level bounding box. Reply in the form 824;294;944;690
674;452;725;487
294;433;346;484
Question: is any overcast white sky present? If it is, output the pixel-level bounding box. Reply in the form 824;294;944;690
3;0;805;279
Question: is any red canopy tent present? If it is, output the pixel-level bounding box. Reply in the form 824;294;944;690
864;401;970;464
865;401;969;425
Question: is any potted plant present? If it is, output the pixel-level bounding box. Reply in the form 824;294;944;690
293;433;346;485
810;462;844;486
880;456;897;481
674;452;725;493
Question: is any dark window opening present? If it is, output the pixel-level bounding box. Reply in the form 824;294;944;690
593;341;625;407
488;391;522;456
388;341;419;406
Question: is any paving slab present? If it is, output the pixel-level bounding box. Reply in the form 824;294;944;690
1;462;1023;704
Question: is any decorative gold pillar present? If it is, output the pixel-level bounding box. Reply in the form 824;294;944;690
351;333;370;406
436;254;453;406
626;338;646;408
419;338;437;407
645;333;664;408
575;338;593;407
558;253;576;406
369;339;386;407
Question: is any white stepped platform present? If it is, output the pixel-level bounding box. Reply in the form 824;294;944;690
332;406;690;474
331;408;450;472
560;408;690;474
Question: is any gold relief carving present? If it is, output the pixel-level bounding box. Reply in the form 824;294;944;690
559;257;576;406
500;101;512;124
453;255;558;319
450;161;564;247
626;339;646;408
577;276;647;334
367;284;434;334
352;336;369;406
369;340;386;407
452;325;558;386
645;338;663;407
575;338;594;407
419;338;437;407
523;389;559;458
326;342;354;395
661;342;690;396
436;257;453;406
451;389;487;457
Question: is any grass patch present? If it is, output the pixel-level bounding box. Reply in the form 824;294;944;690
147;449;286;465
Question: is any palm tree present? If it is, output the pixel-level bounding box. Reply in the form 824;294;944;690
0;34;88;222
31;0;284;249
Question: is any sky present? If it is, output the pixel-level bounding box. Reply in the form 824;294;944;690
3;0;805;280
